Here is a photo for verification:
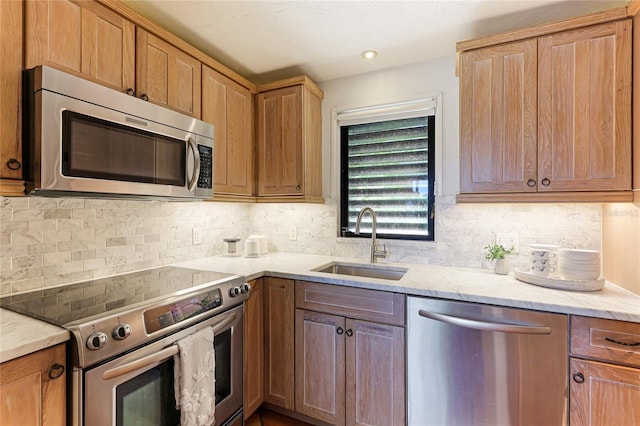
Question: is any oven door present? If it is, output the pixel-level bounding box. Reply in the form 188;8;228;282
83;305;243;426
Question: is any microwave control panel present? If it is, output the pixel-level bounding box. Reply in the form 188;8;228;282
197;145;213;189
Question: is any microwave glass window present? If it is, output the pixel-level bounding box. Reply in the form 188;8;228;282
215;329;232;404
62;111;186;186
115;360;180;426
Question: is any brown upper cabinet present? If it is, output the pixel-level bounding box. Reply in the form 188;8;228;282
202;65;254;199
257;77;324;203
26;0;202;119
136;29;201;119
25;0;135;94
458;15;633;203
0;0;24;191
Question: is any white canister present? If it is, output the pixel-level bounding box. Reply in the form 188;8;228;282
244;239;259;258
248;234;268;255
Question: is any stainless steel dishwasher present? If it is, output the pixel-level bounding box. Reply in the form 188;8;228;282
407;296;568;426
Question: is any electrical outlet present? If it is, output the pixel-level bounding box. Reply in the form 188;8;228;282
496;232;519;253
192;228;202;245
288;226;297;241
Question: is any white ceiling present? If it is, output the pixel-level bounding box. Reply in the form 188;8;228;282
122;0;629;85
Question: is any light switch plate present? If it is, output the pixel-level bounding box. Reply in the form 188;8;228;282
496;232;519;253
193;228;202;245
288;226;297;241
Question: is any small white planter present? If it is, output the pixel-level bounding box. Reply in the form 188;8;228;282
494;258;510;275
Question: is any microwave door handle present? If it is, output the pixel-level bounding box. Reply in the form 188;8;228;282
187;137;200;191
101;312;237;380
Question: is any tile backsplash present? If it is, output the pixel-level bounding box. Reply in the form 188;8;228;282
1;196;602;295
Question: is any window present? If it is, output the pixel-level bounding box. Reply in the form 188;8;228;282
340;113;435;241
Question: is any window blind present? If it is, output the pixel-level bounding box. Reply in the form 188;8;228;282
341;115;435;239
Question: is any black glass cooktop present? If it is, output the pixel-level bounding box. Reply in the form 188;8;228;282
0;266;238;326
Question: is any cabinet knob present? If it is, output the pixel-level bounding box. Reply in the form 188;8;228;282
336;327;344;335
572;372;585;384
140;93;149;101
125;88;135;96
527;179;536;187
295;185;301;191
48;363;65;380
541;178;551;186
6;158;21;170
346;329;353;337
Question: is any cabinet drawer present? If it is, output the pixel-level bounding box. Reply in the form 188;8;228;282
571;316;640;367
295;281;405;326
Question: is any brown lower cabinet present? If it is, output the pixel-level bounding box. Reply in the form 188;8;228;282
244;278;264;419
570;358;640;425
261;278;406;426
569;315;640;426
0;343;66;426
294;281;406;426
263;277;295;410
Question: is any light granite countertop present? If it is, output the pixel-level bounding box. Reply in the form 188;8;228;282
2;252;639;362
0;309;69;363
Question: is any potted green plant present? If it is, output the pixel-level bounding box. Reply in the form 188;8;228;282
484;244;513;275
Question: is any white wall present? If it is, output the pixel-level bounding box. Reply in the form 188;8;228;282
319;55;460;198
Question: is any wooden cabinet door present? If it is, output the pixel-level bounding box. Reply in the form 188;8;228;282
263;277;295;410
136;29;202;118
202;65;254;197
459;39;538;193
295;309;346;426
25;0;135;93
244;279;263;419
538;20;632;192
0;0;23;184
0;344;66;426
345;319;405;426
257;86;304;196
570;358;640;426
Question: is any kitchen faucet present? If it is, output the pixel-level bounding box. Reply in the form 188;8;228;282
355;207;387;263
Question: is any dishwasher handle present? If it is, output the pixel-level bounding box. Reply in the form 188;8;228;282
418;309;552;335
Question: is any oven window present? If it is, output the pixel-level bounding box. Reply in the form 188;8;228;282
215;329;232;404
115;360;180;426
62;111;185;186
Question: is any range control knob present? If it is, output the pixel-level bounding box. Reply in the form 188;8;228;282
241;283;251;294
86;331;108;351
229;286;242;297
112;324;132;341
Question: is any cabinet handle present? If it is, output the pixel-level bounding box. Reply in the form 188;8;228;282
6;158;21;170
48;363;65;380
336;327;344;335
125;88;135;96
527;179;536;187
605;337;640;347
295;185;301;191
140;93;149;101
541;178;551;186
572;372;585;384
346;329;353;337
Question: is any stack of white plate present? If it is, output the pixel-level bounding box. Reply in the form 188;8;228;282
558;249;601;281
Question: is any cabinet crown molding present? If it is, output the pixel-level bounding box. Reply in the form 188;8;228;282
457;6;630;52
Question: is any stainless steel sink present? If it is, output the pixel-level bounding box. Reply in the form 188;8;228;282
313;262;407;281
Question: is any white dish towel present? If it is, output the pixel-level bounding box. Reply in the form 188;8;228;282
173;326;216;426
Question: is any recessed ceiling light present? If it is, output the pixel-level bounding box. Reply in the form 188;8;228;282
361;50;378;60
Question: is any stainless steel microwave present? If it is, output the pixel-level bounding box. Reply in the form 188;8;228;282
23;66;214;200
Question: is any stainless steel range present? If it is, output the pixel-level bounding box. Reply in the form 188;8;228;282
0;266;249;426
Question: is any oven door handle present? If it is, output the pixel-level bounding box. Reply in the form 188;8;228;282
102;312;237;381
